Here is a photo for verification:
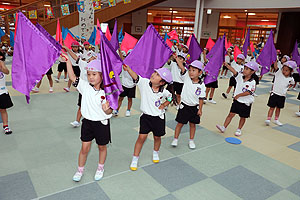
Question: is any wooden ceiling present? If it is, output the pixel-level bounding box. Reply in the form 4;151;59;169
0;0;37;6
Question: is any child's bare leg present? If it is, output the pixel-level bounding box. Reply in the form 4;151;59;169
0;109;8;126
117;97;124;111
98;145;107;165
176;94;181;104
189;123;196;139
57;72;62;80
238;117;246;129
133;134;148;156
174;123;184;139
76;107;82;122
209;88;215;99
153;136;161;151
275;107;281;119
78;141;92;167
267;107;275;119
47;74;53;88
205;88;211;99
224;112;236;128
127;98;133;110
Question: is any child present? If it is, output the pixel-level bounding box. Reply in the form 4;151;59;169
222;54;245;99
82;41;93;61
169;52;186;109
0;52;13;134
296;92;300;117
216;61;258;136
245;49;255;63
32;68;54;93
219;48;233;79
55;56;68;83
171;59;205;149
64;41;82;92
122;65;173;171
62;54;113;182
62;45;96;128
204;78;218;104
113;50;136;117
200;48;208;64
265;61;296;126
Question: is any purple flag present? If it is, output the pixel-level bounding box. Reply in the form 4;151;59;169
124;24;173;78
257;30;277;76
99;31;123;110
110;19;119;51
186;34;202;65
206;36;221;60
242;28;250;57
36;23;62;50
12;12;61;103
204;35;226;84
292;41;300;73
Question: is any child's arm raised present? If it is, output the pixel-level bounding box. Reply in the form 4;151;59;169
62;53;76;83
123;64;138;81
225;62;238;76
62;45;79;61
0;60;9;75
174;54;185;73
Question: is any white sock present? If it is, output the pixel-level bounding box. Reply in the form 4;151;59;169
132;156;139;162
153;150;159;155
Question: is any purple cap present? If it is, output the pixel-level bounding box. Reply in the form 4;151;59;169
155;68;173;83
283;60;297;69
85;60;102;72
283;55;290;61
177;52;187;60
190;60;204;71
245;61;259;71
237;54;245;60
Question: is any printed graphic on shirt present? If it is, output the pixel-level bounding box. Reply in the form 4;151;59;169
0;72;4;79
195;87;202;96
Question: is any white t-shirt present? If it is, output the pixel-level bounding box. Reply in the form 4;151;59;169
231;62;244;74
82;49;94;60
200;53;206;63
277;61;283;70
78;59;88;81
137;76;172;117
225;55;231;64
272;69;294;96
76;78;112;123
245;55;255;63
170;60;183;83
234;73;256;106
0;72;8;95
58;56;66;63
69;52;81;66
121;70;135;88
181;71;206;106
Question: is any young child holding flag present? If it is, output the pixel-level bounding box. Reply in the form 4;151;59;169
64;41;82;92
62;53;113;182
55;56;68;83
0;52;13;134
265;61;296;126
171;58;206;149
216;61;259;136
222;54;245;99
122;64;173;171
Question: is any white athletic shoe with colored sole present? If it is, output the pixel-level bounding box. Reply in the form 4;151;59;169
94;169;104;181
73;171;83;182
130;160;138;171
153;152;160;163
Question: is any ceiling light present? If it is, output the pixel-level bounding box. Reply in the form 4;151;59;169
248;13;256;15
207;9;212;14
176;16;182;18
2;2;10;5
261;19;269;21
147;13;152;15
223;15;231;19
173;11;178;13
44;4;50;7
245;10;248;12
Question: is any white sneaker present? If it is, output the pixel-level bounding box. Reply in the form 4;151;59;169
94;169;104;181
125;110;131;117
253;93;258;97
49;88;53;93
63;87;70;92
112;110;119;116
296;112;300;117
73;171;83;182
265;119;270;126
64;78;69;82
32;88;39;93
55;78;59;83
292;88;297;91
220;75;223;79
171;138;178;147
208;99;216;104
130;159;138;171
235;129;242;136
216;125;226;133
70;121;80;128
153;151;159;163
274;120;283;126
203;99;207;104
188;140;196;149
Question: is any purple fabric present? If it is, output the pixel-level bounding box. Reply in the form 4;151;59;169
123;24;173;78
292;41;300;73
204;35;226;84
12;12;61;103
206;36;221;61
257;30;277;76
99;31;123;110
186;34;202;65
242;28;250;57
36;23;62;51
110;19;119;51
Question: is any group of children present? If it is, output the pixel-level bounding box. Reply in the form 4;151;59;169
1;35;300;183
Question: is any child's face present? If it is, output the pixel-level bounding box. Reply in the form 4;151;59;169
150;72;164;86
188;66;202;80
242;66;255;77
247;50;252;56
87;71;102;86
84;44;89;50
281;57;287;63
178;56;184;62
92;47;95;52
282;66;292;77
237;58;243;65
182;47;188;53
72;46;79;52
